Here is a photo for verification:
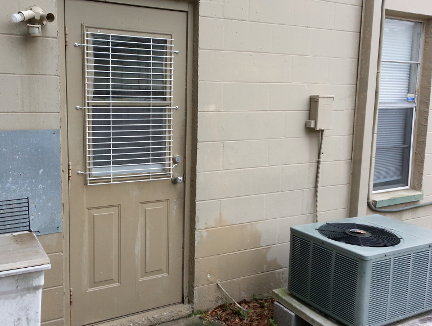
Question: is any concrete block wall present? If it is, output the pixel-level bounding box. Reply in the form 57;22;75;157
0;1;65;325
194;0;362;310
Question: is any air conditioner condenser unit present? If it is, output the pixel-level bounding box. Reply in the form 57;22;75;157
288;215;432;326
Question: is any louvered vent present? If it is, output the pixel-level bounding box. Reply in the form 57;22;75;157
0;198;30;234
310;244;332;310
408;251;429;313
289;235;311;298
368;251;432;325
368;259;391;325
428;251;432;307
331;253;358;325
289;237;360;326
388;255;410;319
82;30;175;184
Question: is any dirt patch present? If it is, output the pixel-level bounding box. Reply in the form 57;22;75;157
201;298;276;326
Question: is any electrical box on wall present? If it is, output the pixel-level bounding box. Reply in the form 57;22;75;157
306;95;334;130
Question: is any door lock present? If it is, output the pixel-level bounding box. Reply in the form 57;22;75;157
172;155;183;165
171;176;183;184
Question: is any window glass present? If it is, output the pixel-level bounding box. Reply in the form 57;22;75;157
373;19;422;191
87;33;171;102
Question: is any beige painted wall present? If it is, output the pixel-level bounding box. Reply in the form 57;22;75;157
1;0;432;324
194;0;362;310
0;1;65;325
387;0;432;17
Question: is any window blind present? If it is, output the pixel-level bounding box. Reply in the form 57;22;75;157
83;31;175;185
373;19;422;191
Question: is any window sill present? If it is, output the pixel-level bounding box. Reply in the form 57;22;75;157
371;189;423;208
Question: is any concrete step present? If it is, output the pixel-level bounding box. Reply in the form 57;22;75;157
91;304;193;326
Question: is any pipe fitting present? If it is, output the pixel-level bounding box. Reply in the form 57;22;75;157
10;6;55;36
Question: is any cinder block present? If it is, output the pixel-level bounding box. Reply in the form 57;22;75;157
273;301;310;326
267;84;310;111
326;110;355;136
198;82;223;111
328;58;358;85
319;161;351;187
280;164;315;192
198;51;291;83
220;194;266;225
271;25;310;55
291;56;329;84
222;83;269;111
321;136;353;161
223;140;268;169
195;243;289;286
223;20;272;53
0;35;59;75
249;0;293;25
319;185;350;212
224;0;249;20
317;208;349;222
197;142;223;172
291;0;335;30
334;3;362;32
41;286;64;322
196;200;221;230
199;0;224;18
0;75;60;113
265;191;304;219
309;29;359;59
195;219;280;258
424;154;432;175
194;269;288;311
426;132;432;154
198;112;285;142
268;138;317;165
199;17;224;50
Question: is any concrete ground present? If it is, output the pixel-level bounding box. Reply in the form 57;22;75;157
156;316;223;326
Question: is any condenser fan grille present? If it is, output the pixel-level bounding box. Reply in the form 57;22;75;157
317;223;401;247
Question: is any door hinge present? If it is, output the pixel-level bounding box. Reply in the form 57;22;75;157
69;288;73;305
64;26;68;47
68;162;72;180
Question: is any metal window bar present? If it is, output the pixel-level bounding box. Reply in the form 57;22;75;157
83;31;174;185
0;198;31;235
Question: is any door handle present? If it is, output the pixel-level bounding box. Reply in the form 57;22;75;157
171;176;183;184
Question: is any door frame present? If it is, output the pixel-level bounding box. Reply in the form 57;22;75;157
62;0;196;323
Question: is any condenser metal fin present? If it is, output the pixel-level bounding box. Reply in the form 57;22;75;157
0;197;31;235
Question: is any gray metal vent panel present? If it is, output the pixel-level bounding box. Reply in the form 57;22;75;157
408;251;429;313
0;130;61;235
310;244;332;310
331;253;359;325
289;235;311;298
428;251;432;308
389;255;410;319
368;259;391;325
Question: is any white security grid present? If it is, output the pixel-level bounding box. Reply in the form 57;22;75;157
82;31;175;185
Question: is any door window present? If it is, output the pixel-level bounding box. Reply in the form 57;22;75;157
83;31;174;184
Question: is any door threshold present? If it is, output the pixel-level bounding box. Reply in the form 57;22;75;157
89;304;193;326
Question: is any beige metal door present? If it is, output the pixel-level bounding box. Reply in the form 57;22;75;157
66;1;188;324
